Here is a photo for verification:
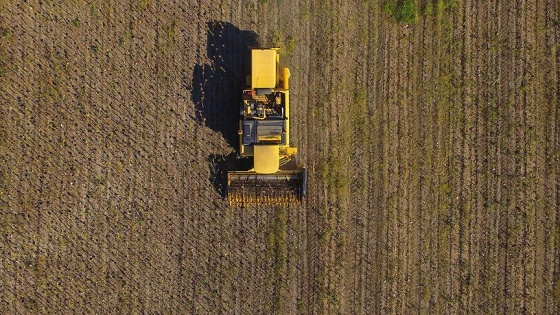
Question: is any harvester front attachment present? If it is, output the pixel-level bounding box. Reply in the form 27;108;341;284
227;168;307;207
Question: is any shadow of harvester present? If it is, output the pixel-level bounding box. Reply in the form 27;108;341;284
189;22;259;197
190;21;259;148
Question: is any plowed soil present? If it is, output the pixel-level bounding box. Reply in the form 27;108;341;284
1;1;558;314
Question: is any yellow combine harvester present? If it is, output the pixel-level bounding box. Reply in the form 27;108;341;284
227;48;307;207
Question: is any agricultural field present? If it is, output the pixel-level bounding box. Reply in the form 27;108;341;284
1;0;559;314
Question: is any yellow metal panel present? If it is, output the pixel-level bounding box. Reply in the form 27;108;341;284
282;67;290;90
253;145;280;174
258;134;282;142
251;49;277;89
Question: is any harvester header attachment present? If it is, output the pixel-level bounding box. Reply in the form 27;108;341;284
227;48;306;207
227;169;307;207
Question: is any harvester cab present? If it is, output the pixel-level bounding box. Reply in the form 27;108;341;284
227;48;307;207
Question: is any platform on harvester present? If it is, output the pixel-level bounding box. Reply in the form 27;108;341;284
227;168;306;207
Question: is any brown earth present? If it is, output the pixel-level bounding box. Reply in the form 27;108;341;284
0;0;559;314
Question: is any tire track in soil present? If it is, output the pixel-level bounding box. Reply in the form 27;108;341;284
345;4;376;313
458;0;480;311
396;21;417;314
284;0;313;303
394;22;408;315
510;2;527;312
545;1;560;313
479;1;497;312
493;0;508;311
303;0;335;313
379;18;396;314
480;1;500;313
405;19;422;315
537;7;554;309
416;12;436;314
461;0;473;311
434;10;454;314
396;26;408;313
289;1;313;313
496;1;526;313
554;0;560;310
377;15;389;314
470;1;491;312
524;1;544;311
515;1;537;312
419;11;456;313
362;3;384;314
416;12;434;314
447;5;465;313
324;1;354;314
